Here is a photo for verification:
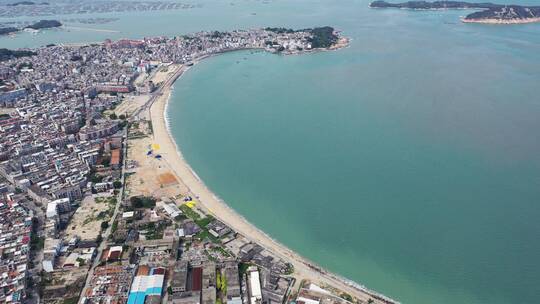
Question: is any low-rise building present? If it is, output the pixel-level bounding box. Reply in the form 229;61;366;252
0;198;33;303
82;264;136;303
171;260;189;293
247;266;262;304
127;266;166;304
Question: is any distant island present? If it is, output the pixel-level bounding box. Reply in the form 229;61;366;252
0;19;61;36
6;1;49;6
24;19;61;30
369;1;540;24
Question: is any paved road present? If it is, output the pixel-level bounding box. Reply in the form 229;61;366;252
78;127;128;303
131;64;184;122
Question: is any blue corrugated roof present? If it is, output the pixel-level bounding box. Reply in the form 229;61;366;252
128;287;162;304
127;293;138;304
128;291;147;304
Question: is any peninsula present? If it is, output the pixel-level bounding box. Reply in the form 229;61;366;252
24;19;62;30
0;19;62;36
0;28;397;304
369;1;540;24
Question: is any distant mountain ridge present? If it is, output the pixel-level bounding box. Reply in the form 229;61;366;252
369;1;540;23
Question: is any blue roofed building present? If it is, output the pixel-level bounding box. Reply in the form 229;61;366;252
127;266;166;304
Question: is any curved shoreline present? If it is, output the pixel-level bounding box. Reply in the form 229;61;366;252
150;50;399;304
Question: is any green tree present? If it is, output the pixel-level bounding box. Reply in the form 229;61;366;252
101;155;111;167
130;196;156;209
91;174;103;183
341;293;353;302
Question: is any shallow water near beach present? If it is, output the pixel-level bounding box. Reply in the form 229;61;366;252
4;0;540;303
169;43;540;304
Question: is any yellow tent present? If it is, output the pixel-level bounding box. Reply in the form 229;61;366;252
151;143;160;151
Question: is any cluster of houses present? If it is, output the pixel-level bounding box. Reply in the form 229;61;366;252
77;191;297;304
0;195;33;303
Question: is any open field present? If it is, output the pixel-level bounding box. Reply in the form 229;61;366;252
114;95;149;118
65;195;116;241
125;134;188;199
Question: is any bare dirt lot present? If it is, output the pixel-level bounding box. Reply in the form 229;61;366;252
114;94;149;118
65;195;116;241
125;134;187;200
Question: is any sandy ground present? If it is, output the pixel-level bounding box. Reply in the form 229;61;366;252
143;62;394;304
114;95;149;118
151;64;177;84
126;132;187;200
65;195;115;242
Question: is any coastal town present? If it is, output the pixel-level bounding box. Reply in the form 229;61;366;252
0;1;197;18
0;27;395;304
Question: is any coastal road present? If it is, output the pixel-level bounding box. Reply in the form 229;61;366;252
131;64;185;122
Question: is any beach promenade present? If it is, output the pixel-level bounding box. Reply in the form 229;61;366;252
145;58;397;304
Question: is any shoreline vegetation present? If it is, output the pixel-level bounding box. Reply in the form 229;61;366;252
142;32;398;303
369;1;540;24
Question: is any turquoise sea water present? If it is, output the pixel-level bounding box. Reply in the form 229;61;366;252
3;1;540;303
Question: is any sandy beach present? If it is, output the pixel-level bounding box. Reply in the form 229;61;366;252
146;56;396;304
